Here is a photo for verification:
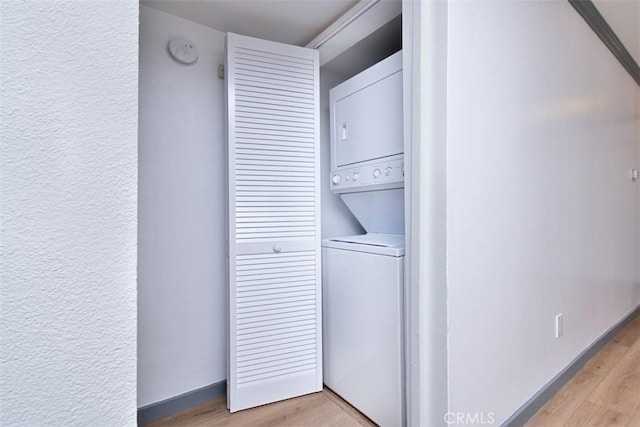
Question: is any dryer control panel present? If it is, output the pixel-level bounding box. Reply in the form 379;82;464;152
331;159;404;193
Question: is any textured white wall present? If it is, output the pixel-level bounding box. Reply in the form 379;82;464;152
138;6;227;407
446;1;640;424
0;1;138;426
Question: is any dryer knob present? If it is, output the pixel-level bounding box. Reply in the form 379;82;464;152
332;174;341;185
373;169;381;178
385;167;393;176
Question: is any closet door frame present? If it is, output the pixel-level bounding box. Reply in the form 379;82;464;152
401;1;448;426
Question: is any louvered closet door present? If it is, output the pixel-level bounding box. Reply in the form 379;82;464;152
226;33;321;412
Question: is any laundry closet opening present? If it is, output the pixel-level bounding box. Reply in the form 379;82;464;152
138;1;409;424
319;15;405;427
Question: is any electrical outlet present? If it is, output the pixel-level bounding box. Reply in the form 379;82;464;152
555;313;564;339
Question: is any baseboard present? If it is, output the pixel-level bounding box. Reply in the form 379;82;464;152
568;0;640;85
137;380;227;425
503;305;639;426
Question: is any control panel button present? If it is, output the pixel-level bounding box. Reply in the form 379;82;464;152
332;174;341;185
353;172;359;181
385;167;393;176
373;168;381;178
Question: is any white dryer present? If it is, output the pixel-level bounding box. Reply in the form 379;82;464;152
323;50;405;427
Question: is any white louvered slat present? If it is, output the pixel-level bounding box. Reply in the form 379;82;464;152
236;82;313;97
237;117;314;128
236;162;315;170
236;131;314;140
237;252;314;262
236;189;315;196
237;99;314;114
237;313;315;329
234;62;315;82
236;73;314;90
236;222;315;229
236;206;314;212
236;197;315;203
237;105;314;119
236;108;310;124
227;33;321;413
237;284;316;298
237;140;313;149
236;66;314;82
237;215;314;221
237;345;316;364
236;148;313;158
235;50;314;69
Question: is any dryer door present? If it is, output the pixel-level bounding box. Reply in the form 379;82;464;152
226;33;322;412
330;51;403;168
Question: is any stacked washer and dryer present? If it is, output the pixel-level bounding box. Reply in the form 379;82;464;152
322;51;405;427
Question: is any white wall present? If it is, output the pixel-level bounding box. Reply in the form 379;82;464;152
138;6;227;407
0;1;138;425
446;1;640;424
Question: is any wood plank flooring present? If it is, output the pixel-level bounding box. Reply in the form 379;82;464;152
147;388;375;427
148;315;638;427
526;315;640;427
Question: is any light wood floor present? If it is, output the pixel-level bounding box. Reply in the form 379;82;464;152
526;314;639;427
147;387;375;427
148;315;638;427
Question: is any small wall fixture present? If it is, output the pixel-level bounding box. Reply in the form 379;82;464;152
168;37;198;65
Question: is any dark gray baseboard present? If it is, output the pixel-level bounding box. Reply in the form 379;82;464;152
137;380;227;426
569;0;640;85
503;305;639;427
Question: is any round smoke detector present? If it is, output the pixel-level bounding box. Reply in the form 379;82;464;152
167;37;198;65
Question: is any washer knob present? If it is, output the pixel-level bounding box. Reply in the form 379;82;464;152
373;169;381;178
353;172;359;181
385;167;393;176
332;174;341;185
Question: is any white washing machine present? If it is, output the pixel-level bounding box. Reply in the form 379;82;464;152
322;234;404;427
323;51;405;427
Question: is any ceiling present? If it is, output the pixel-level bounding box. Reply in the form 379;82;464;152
140;0;359;46
141;0;638;76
